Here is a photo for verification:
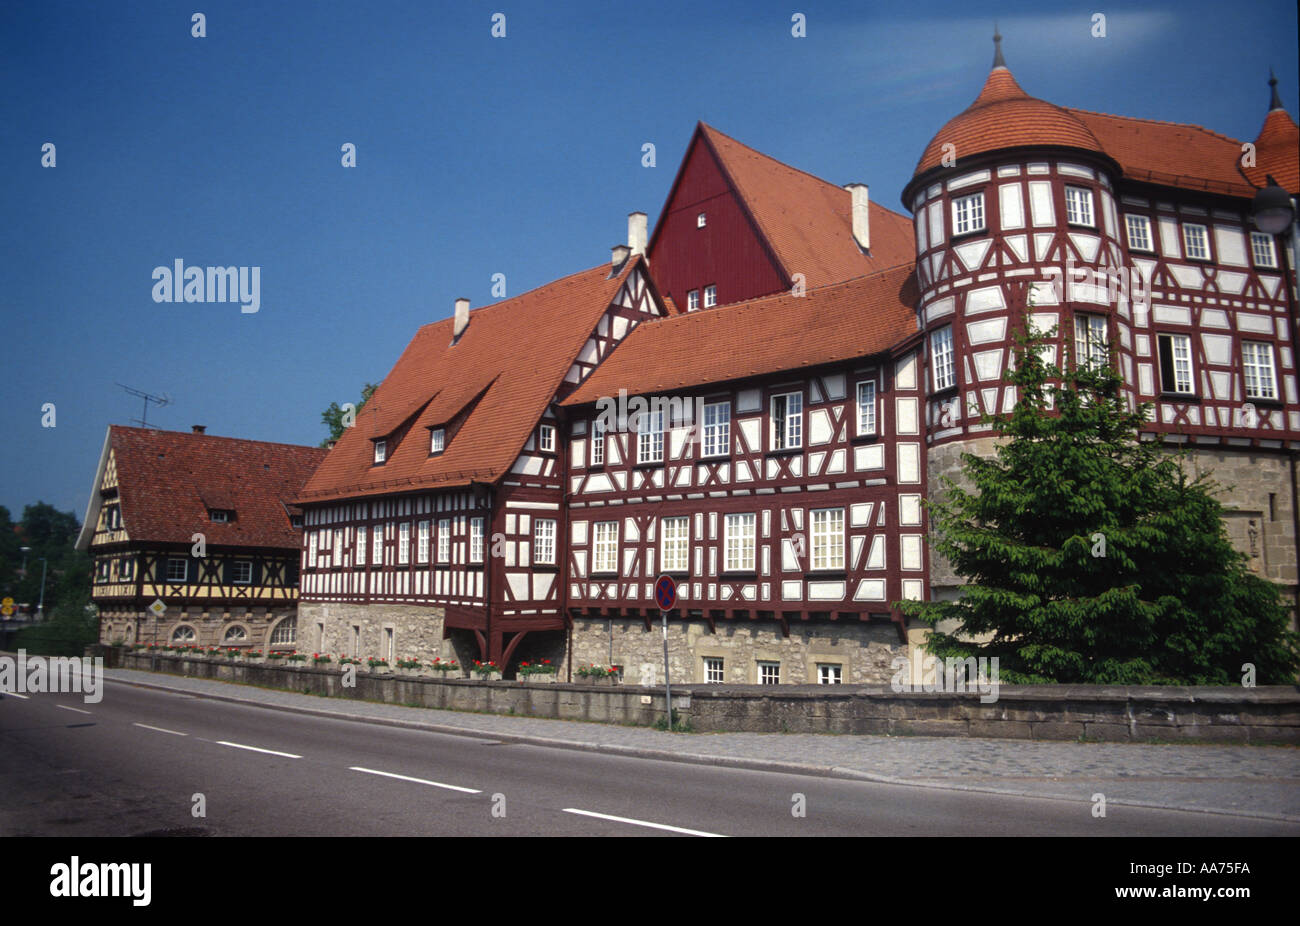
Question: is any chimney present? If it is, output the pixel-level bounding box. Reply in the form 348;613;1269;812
452;298;470;342
611;243;631;270
628;212;648;256
845;183;870;251
191;425;206;434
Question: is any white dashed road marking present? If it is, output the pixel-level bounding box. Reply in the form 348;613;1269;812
349;766;481;794
56;704;92;715
217;741;301;758
133;722;188;736
563;808;726;837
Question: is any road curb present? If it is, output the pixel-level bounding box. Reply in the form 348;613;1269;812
104;671;1300;825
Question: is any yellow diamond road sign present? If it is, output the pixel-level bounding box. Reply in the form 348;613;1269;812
148;599;167;617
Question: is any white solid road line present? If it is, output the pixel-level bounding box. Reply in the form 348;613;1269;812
562;808;726;837
56;704;92;714
1;691;30;699
133;722;188;736
217;740;302;759
349;766;481;794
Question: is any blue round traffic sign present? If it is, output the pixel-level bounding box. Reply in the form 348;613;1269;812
654;574;677;611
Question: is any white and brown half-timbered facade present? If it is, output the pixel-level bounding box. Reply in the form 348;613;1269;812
76;425;326;647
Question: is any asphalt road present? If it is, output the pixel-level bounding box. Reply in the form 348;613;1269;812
2;680;1296;837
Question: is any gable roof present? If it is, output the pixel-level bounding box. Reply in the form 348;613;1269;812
298;258;643;503
651;123;915;292
563;263;918;405
77;426;326;550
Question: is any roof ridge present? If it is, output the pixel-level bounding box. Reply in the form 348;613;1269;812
1067;106;1244;146
111;424;326;453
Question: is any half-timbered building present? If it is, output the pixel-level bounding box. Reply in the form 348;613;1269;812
76;425;326;648
296;36;1298;683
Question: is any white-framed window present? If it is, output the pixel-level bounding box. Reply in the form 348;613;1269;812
593;521;619;573
398;522;410;564
372;525;384;566
637;407;664;463
697;212;707;228
333;529;343;562
417;520;430;563
704;657;724;683
171;625;196;644
810;508;845;571
704;284;717;308
817;663;843;685
232;560;253;584
120;557;134;580
702;401;730;457
1250;231;1278;269
1183;223;1210;260
373;440;386;464
167;558;188;582
470;517;485;564
210;509;229;523
661;516;689;572
1065;185;1094;226
534;518;556;566
356;524;366;565
770;392;803;450
758;661;780;685
539;424;555;453
724;513;756;572
430;428;445;454
856;380;877;435
931;326;955;391
1243;341;1278;400
270;617;296;647
308;531;318;567
590;420;605;466
1157;333;1194;394
96;559;109;582
687;289;700;311
223;625;247;643
951;191;985;236
437;519;451;563
1126;214;1153;252
1074;313;1108;369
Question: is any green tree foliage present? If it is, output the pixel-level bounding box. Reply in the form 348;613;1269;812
898;323;1300;685
320;382;377;447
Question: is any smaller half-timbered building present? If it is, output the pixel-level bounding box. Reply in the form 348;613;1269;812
76;425;327;648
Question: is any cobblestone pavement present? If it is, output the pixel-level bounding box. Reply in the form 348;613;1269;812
102;668;1300;822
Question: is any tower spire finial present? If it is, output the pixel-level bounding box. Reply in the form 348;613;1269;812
1268;68;1283;111
992;23;1006;69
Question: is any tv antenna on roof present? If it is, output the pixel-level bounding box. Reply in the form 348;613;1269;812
116;383;172;428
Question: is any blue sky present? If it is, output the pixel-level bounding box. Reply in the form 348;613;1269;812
2;0;1296;520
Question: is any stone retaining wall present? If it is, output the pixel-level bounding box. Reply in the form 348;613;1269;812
117;652;1300;743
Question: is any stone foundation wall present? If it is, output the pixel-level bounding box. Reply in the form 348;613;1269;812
118;653;1300;743
98;604;298;649
298;601;450;661
566;617;904;686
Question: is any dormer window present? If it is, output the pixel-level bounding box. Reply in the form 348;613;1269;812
430;428;445;455
209;509;232;523
289;514;303;528
704;284;717;308
687;289;700;311
951;192;985;237
373;440;387;464
539;424;556;453
697;212;707;227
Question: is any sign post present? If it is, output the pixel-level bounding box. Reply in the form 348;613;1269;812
654;574;677;729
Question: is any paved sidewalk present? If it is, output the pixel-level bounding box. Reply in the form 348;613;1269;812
102;667;1300;823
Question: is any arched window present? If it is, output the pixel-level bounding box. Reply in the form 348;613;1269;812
223;625;248;643
171;625;197;644
269;617;297;647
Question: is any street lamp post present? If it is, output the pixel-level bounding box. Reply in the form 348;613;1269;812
35;558;48;621
19;546;30;579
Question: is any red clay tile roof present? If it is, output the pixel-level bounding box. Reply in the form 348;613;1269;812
914;68;1107;177
1241;107;1300;193
563;263;918;405
696;124;916;288
299;259;641;503
106;426;326;549
1067;108;1256;197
